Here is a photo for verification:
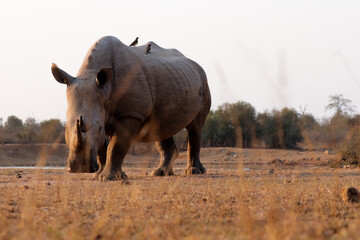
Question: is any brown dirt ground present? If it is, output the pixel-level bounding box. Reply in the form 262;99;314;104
1;145;360;239
0;143;338;170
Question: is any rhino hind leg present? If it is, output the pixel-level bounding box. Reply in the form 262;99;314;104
185;119;206;175
152;137;178;176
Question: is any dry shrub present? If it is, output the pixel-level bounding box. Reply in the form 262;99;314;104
337;126;360;166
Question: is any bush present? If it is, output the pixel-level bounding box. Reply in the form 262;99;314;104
5;115;23;132
323;113;351;148
37;119;65;143
228;102;257;148
3;116;24;142
201;107;235;147
338;126;360;166
257;108;303;149
201;101;257;148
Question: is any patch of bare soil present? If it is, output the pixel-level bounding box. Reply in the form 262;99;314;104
0;144;68;166
0;144;338;172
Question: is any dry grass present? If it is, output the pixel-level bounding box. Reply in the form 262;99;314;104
1;169;360;239
1;148;360;239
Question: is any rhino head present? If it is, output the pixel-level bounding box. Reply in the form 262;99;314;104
51;63;112;173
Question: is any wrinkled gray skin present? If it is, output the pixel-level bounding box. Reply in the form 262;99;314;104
51;36;211;181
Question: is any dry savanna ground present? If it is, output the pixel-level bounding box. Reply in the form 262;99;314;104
1;145;360;239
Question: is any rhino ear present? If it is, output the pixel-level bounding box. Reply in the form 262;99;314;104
95;67;112;87
51;63;75;85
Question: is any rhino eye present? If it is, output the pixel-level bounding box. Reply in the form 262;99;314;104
99;127;102;132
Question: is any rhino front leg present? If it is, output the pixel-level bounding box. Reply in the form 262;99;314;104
152;137;178;176
99;120;140;182
185;126;206;175
93;139;108;179
99;135;129;181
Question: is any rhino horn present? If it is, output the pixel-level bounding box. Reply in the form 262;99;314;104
76;116;84;147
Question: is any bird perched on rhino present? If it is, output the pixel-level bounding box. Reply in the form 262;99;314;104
146;43;152;54
129;37;139;47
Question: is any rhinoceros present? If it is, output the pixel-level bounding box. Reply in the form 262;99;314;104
51;36;211;181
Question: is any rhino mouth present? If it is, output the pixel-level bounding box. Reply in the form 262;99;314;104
67;148;99;173
67;160;98;173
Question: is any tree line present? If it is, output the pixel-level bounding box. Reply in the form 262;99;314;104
0;116;65;144
0;94;359;152
200;94;359;150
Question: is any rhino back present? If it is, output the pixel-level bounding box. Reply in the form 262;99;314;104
131;42;210;141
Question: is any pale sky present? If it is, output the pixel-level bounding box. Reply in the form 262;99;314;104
1;0;360;122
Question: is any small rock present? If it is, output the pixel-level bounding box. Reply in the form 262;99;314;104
94;234;102;240
46;182;51;186
270;158;285;164
324;149;334;155
342;187;360;203
243;168;251;171
269;169;275;174
226;152;236;157
15;173;22;178
121;179;130;185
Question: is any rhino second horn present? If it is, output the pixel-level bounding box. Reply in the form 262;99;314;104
79;115;86;132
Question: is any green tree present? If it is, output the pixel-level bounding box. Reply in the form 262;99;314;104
19;117;40;143
257;111;278;148
326;94;355;116
257;108;303;149
5;115;23;132
202;101;257;148
4;115;24;142
299;113;318;131
280;108;303;148
202;106;236;147
201;110;218;147
325;113;351;147
38;119;65;143
213;106;236;147
228;101;257;148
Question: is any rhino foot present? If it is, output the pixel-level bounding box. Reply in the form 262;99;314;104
99;169;128;182
93;167;104;180
185;166;206;175
151;168;174;176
